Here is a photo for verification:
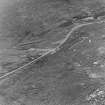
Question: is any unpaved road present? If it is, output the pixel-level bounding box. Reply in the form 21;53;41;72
0;20;104;80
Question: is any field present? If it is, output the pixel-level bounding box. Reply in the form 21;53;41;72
0;0;105;105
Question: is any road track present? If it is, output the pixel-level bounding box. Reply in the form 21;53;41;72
0;20;105;80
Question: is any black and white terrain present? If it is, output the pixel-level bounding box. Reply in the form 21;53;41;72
0;0;105;105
